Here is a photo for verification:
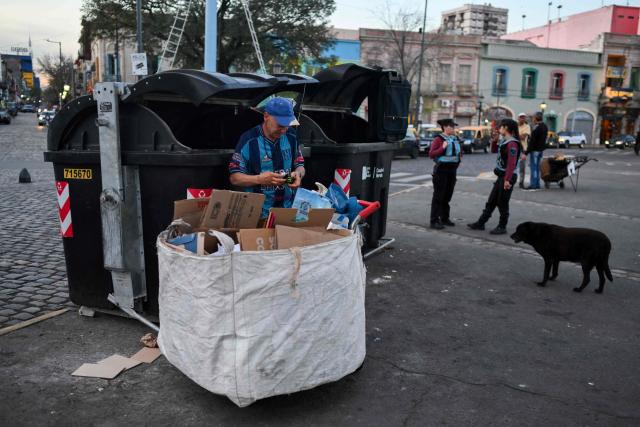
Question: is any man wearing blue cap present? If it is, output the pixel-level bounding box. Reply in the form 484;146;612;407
229;97;305;218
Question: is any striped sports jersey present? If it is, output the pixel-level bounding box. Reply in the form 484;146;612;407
229;125;305;218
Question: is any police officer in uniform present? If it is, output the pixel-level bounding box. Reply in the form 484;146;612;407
467;118;521;235
429;118;462;229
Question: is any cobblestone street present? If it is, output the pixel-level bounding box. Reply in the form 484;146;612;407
0;114;73;327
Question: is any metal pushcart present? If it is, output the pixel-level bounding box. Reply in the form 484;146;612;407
541;155;597;192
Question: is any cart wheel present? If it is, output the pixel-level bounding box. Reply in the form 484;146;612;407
559;181;565;189
544;181;550;189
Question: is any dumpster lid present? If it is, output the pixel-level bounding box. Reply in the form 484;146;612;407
303;63;396;112
126;69;317;106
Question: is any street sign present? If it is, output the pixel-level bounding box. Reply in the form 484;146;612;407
11;46;29;54
131;53;148;76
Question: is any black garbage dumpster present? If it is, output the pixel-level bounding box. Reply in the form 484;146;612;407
44;70;316;314
295;64;411;249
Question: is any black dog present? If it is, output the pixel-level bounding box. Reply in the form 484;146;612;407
510;222;613;293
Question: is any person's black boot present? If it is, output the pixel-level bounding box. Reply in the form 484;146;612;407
490;226;507;235
467;222;485;230
442;219;455;226
430;221;445;230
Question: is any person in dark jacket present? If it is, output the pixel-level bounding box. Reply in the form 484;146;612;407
428;118;462;229
634;129;639;156
467;118;521;235
526;112;548;189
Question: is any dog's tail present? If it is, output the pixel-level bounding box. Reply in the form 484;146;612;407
605;264;613;282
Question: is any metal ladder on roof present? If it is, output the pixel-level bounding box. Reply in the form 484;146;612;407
240;0;267;74
157;0;192;72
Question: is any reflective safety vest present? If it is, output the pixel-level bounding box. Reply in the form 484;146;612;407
495;137;521;173
436;134;461;164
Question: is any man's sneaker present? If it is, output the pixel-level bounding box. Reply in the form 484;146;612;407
442;219;455;226
467;222;485;230
519;182;524;189
490;226;507;235
430;222;445;230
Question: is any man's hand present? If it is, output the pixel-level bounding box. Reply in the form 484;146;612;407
258;172;285;186
442;141;448;149
287;171;302;189
520;153;527;161
503;180;512;191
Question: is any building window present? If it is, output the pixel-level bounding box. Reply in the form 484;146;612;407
550;71;564;99
437;63;452;92
631;67;640;91
492;67;508;96
577;73;591;100
521;68;537;98
458;64;472;86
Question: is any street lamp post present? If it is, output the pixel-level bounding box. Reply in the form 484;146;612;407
539;101;547;125
46;39;64;106
546;2;552;48
414;0;429;126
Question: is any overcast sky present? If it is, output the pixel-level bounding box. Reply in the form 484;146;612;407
1;0;639;66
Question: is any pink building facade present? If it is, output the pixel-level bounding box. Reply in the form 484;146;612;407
502;5;639;50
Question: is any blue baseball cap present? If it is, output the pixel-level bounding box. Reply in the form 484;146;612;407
264;97;299;127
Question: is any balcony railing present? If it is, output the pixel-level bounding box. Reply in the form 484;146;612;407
492;85;507;96
577;90;590;101
436;83;453;93
457;84;474;96
549;87;563;99
521;87;536;98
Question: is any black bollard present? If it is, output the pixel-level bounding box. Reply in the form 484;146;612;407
18;168;31;183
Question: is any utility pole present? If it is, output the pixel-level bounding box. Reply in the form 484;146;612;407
204;0;217;72
414;0;428;126
136;0;143;81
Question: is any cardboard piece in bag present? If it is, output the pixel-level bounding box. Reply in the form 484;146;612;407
173;198;209;227
268;208;335;228
275;225;345;249
200;191;265;229
238;229;277;251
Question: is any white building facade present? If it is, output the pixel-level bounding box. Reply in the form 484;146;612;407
478;41;603;144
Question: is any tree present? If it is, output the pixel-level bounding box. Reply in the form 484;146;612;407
80;0;336;73
37;54;74;105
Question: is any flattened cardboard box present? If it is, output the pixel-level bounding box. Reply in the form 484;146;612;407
173;198;209;227
267;208;335;228
238;229;277;251
275;225;346;249
200;191;265;229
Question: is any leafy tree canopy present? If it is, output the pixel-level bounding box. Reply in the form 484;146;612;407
80;0;336;73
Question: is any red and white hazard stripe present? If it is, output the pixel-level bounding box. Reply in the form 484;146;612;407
56;181;73;238
186;188;213;199
333;169;351;196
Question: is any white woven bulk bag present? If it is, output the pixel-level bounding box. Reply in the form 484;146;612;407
157;230;366;407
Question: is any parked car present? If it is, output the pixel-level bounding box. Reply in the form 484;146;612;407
20;104;36;113
394;127;420;159
604;134;635;149
0;109;11;124
556;131;587;148
37;111;56;126
6;102;18;117
457;126;491;153
418;128;439;154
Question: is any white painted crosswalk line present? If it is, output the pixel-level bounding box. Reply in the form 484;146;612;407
394;173;433;183
389;172;412;179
